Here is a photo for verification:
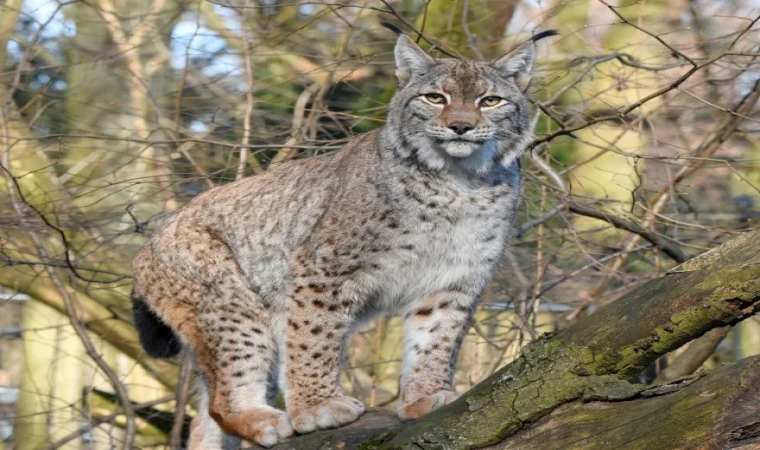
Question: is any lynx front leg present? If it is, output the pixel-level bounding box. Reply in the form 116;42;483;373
399;290;473;420
284;279;364;434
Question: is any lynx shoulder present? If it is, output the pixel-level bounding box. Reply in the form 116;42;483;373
132;32;539;449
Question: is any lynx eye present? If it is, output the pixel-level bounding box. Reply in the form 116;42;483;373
423;93;447;105
480;96;504;108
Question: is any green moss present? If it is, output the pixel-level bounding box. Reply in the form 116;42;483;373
608;267;760;377
358;432;393;450
379;340;639;449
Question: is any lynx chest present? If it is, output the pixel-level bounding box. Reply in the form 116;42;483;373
359;173;520;314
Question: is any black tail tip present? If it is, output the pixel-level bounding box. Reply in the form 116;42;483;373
132;294;182;359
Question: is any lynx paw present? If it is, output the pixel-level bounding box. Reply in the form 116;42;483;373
399;390;459;421
217;407;292;448
249;409;293;448
289;395;365;434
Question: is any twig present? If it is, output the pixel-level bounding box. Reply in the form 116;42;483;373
236;12;258;179
461;0;484;60
567;202;688;263
42;396;175;450
598;0;696;67
9;218;137;449
0;165;130;283
378;0;461;58
417;0;430;44
528;51;728;150
171;354;194;450
590;75;760;297
53;275;136;450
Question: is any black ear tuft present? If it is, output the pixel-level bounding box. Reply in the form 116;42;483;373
491;29;558;91
530;29;560;43
381;21;405;36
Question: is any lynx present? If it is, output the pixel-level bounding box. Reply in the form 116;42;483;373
132;31;547;449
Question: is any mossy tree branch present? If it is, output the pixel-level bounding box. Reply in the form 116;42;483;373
260;229;760;450
488;355;760;450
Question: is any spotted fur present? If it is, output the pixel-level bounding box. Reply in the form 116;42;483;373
132;34;537;448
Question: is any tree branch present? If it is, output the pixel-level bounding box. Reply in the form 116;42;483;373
256;229;760;450
567;202;688;263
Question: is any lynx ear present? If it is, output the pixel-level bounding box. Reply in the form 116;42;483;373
394;34;435;85
492;43;535;92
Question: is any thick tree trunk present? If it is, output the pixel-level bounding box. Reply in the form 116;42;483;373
258;229;760;450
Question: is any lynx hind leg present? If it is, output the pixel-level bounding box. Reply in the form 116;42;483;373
197;292;292;448
193;238;292;447
188;377;241;450
139;231;292;447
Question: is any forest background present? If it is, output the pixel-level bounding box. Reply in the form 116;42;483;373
1;0;760;448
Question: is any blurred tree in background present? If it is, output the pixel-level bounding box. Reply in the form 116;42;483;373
1;0;759;448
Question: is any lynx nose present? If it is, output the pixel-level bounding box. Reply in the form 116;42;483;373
448;121;474;135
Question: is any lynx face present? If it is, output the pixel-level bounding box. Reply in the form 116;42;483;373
386;35;535;173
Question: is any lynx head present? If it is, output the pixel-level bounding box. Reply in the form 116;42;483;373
385;34;538;174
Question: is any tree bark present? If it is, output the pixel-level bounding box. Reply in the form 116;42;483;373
654;325;729;382
488;356;760;450
257;229;760;450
